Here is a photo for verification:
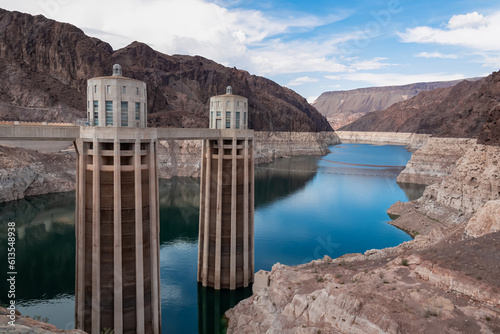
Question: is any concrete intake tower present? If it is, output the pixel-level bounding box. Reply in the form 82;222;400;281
197;86;255;289
75;64;161;334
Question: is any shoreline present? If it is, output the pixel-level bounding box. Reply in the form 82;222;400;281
226;132;500;333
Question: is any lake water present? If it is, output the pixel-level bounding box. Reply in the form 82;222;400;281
0;143;423;333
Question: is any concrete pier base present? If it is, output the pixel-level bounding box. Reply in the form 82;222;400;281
75;127;161;334
197;132;254;290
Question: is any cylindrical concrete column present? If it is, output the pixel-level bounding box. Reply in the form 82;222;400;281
75;128;161;334
197;133;254;289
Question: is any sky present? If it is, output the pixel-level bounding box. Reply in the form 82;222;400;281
1;0;500;103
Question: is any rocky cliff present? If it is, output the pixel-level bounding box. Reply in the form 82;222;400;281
0;307;85;334
313;80;471;129
226;137;500;333
340;71;500;146
156;131;340;178
389;140;500;235
0;144;75;202
335;131;430;150
396;137;476;185
0;8;332;132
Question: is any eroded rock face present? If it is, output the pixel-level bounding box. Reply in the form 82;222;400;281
340;71;500;146
464;200;500;238
0;307;85;334
335;131;430;150
314;80;469;130
397;137;476;185
0;144;75;202
227;238;500;334
253;131;340;164
389;140;500;235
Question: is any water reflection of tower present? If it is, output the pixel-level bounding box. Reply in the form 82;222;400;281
75;65;160;334
197;86;255;290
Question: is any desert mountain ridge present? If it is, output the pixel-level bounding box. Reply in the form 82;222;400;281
0;8;332;132
313;79;482;129
340;71;500;146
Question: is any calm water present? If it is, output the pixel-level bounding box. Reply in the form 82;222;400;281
0;143;423;333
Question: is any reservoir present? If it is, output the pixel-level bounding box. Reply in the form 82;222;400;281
0;143;423;333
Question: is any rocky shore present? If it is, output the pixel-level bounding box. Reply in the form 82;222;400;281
0;131;340;202
0;307;85;334
226;135;500;333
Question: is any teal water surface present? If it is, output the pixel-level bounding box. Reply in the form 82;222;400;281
0;143;422;333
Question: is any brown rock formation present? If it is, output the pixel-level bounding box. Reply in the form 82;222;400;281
0;144;75;202
0;307;85;333
389;140;500;237
396;137;476;185
0;8;332;132
313;80;472;129
340;71;500;146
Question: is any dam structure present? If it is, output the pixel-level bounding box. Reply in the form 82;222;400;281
197;86;255;290
0;66;255;333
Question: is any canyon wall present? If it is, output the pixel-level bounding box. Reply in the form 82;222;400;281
336;130;429;150
396;137;476;185
340;72;500;146
313;79;469;129
226;136;500;334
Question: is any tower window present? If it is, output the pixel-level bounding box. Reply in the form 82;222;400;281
225;111;231;129
243;112;247;127
106;85;110;94
217;111;221;117
122;86;127;94
93;101;98;126
210;111;214;128
135;102;140;120
94;85;97;93
236;112;240;129
136;87;139;95
121;101;128;126
105;101;113;126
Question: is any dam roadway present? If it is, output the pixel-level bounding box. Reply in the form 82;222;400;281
0;123;252;141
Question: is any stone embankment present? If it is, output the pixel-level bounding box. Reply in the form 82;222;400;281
226;134;500;334
335;131;429;150
0;131;340;202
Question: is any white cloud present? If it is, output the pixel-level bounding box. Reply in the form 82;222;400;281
286;76;319;87
325;72;466;87
399;11;500;52
349;57;393;71
307;96;319;104
415;52;458;59
447;12;488;30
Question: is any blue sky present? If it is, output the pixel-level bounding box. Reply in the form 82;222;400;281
1;0;500;102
